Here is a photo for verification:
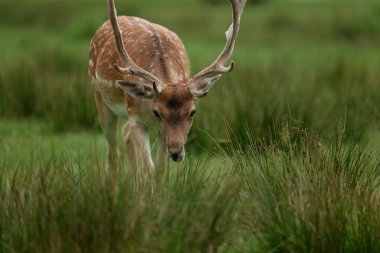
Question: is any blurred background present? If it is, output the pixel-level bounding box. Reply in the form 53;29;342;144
0;0;379;152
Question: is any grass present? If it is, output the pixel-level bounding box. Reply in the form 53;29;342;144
1;121;379;252
0;0;380;252
233;129;380;252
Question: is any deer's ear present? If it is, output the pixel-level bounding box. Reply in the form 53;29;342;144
117;80;154;99
188;75;221;98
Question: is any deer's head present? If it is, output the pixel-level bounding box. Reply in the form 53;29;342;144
108;0;246;162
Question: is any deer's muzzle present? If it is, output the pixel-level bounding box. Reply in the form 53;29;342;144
167;143;185;162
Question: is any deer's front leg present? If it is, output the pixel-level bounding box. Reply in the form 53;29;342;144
155;135;167;175
123;120;154;177
94;91;120;174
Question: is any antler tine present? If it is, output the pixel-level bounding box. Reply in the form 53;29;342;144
108;0;163;92
188;0;246;86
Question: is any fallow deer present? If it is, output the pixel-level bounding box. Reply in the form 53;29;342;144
89;0;246;175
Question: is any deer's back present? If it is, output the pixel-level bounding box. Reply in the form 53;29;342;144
89;16;190;86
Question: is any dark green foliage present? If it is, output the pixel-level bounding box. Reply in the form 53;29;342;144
0;46;96;131
191;58;380;151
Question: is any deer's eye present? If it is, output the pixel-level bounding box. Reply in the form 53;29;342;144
153;109;161;120
189;109;196;119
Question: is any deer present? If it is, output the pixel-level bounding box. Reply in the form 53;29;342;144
88;0;246;176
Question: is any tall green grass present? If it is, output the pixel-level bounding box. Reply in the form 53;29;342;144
231;129;380;252
1;127;379;252
0;151;238;252
1;0;379;141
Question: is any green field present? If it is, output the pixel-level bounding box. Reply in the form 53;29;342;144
1;0;380;252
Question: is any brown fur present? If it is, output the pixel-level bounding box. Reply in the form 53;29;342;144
154;85;195;145
89;16;190;86
90;0;245;175
89;16;193;175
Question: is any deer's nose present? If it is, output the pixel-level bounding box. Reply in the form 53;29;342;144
167;143;183;155
167;143;185;162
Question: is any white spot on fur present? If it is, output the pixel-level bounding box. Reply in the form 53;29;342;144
170;70;178;80
152;40;157;49
146;29;154;36
128;116;138;126
95;73;114;87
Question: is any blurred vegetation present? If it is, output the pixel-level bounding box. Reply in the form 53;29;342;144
204;0;268;5
0;0;379;147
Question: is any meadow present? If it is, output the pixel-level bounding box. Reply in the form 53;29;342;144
0;0;380;252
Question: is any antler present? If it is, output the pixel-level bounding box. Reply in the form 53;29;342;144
108;0;164;93
188;0;246;87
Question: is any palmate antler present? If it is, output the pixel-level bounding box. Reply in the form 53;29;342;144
108;0;164;93
188;0;247;91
